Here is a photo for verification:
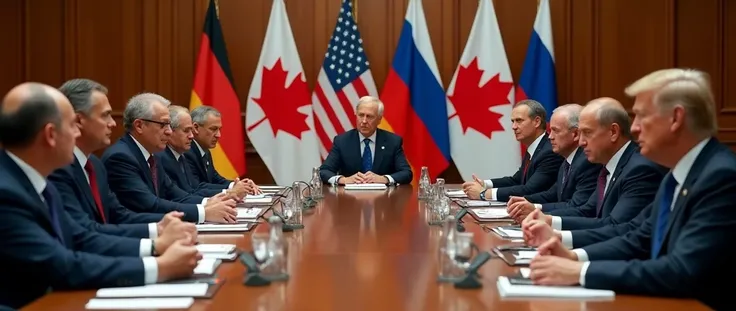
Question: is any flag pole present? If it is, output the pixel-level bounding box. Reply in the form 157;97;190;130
353;0;358;22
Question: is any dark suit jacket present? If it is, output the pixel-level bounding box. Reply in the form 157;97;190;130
319;129;413;185
491;134;563;201
0;151;145;309
101;134;204;223
49;155;164;238
570;203;653;248
523;148;600;212
160;147;222;197
582;139;736;310
184;141;231;186
549;142;666;230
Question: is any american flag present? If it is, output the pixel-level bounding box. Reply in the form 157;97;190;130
312;0;377;159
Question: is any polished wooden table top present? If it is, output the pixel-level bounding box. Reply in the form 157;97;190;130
23;185;711;311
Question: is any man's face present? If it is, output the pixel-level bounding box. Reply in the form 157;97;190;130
194;113;222;149
631;91;675;162
578;110;615;164
510;105;540;144
134;101;171;152
355;102;381;137
77;91;116;151
548;112;578;155
169;113;194;153
54;97;81;166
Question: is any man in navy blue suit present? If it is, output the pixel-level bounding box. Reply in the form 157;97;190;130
462;100;564;202
319;96;412;185
506;104;600;221
102;93;238;224
528;69;736;310
0;82;200;309
523;98;665;231
160;106;253;198
49;79;195;240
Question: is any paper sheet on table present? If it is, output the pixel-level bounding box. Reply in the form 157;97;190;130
196;223;253;232
514;251;539;259
445;190;467;197
236;207;263;219
519;268;531;278
472;208;511;219
465;200;507;207
498;227;524;238
196;244;235;254
202;252;238;261
96;283;209;298
344;183;387;190
85;298;195;309
497;276;615;299
244;195;272;204
193;258;221;275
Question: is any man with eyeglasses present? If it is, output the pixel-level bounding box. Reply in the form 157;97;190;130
102;93;239;224
319;96;412;185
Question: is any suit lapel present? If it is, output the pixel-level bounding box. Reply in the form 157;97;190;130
598;143;635;214
350;130;362;173
556;162;566;199
0;152;57;239
372;130;386;173
71;158;103;221
122;134;156;191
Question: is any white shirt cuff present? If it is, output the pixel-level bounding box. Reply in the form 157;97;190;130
560;230;574;249
328;175;342;185
579;261;590;286
384;175;395;185
139;239;153;257
534;204;543;209
551;216;562;230
142;257;159;284
228;182;234;189
490;188;498;201
201;198;208;205
148;223;158;239
484;179;493;188
196;204;205;223
573;248;589;262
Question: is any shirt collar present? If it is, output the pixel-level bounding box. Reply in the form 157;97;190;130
565;147;579;165
168;146;182;161
360;131;377;144
527;133;545;159
193;140;207;158
6;151;47;195
671;138;711;185
605;140;631;175
129;134;151;161
73;146;89;168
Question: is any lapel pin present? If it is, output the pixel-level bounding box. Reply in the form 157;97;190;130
681;189;688;196
381;146;385;150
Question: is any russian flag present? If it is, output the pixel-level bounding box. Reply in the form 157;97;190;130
516;0;557;119
379;0;450;182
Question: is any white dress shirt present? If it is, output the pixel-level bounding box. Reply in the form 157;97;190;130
191;140;234;190
483;132;546;200
572;138;710;286
533;147;579;210
6;151;159;284
130;135;206;224
328;131;396;185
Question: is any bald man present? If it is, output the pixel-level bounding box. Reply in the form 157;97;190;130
522;98;666;233
0;83;200;309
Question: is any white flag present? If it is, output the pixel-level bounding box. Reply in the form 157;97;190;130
446;0;520;180
245;0;321;185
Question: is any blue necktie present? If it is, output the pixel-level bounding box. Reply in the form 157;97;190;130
41;184;65;245
651;173;678;258
361;138;372;172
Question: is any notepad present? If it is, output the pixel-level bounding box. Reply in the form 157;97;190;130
85;298;195;309
445;190;467;197
464;200;507;207
519;268;531;278
497;276;615;299
344;183;387;190
244;196;272;204
196;244;235;254
194;258;221;275
236;207;263;219
472;208;511;219
196;223;253;232
96;283;209;298
515;251;538;259
202;252;238;261
497;227;524;238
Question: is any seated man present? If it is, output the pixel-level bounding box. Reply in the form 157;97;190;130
528;68;736;310
0;82;199;309
507;104;600;220
463;100;563;202
319;96;412;185
526;98;665;230
50;78;181;239
160;106;252;199
185;105;259;193
102;93;237;224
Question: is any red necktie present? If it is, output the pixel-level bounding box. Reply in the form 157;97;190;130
148;156;159;195
83;161;107;223
521;152;531;182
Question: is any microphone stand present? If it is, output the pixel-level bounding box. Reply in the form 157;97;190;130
454;250;492;289
292;181;318;209
260;188;304;231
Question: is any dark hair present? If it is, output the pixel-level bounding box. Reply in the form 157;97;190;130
58;78;108;115
514;99;548;129
0;85;61;148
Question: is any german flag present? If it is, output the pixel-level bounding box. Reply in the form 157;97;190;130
190;0;245;178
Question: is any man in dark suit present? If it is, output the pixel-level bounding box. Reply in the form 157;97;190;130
185;105;260;193
0;82;200;309
506;104;601;221
160;106;252;199
319;96;412;185
49;79;193;239
528;69;736;310
524;98;665;231
101;93;237;224
463;100;564;201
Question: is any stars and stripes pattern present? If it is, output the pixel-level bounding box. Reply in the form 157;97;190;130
311;0;378;159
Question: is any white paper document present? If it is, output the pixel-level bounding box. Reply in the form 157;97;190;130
96;283;209;298
465;200;506;207
445;190;467;198
196;244;236;254
497;276;615;299
244;196;272;204
472;208;511;219
515;251;539;259
202;252;238;261
344;183;387;190
193;258;221;275
196;223;253;232
236;207;263;219
497;227;524;238
519;268;531;278
85;297;195;309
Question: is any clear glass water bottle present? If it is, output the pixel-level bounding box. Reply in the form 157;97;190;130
310;166;323;199
438;215;459;282
268;215;287;276
434;178;450;219
289;181;303;225
418;166;431;200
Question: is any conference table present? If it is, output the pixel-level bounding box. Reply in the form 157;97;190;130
23;185;711;311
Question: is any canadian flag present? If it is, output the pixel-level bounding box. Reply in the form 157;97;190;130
245;0;321;185
446;0;520;180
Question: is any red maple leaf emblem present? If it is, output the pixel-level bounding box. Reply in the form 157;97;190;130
448;57;514;139
249;58;311;139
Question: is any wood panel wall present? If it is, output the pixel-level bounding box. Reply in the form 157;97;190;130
0;0;733;184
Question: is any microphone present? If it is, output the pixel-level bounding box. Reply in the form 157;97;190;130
268;187;305;231
291;180;318;209
455;208;468;232
239;252;271;286
454;251;492;289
